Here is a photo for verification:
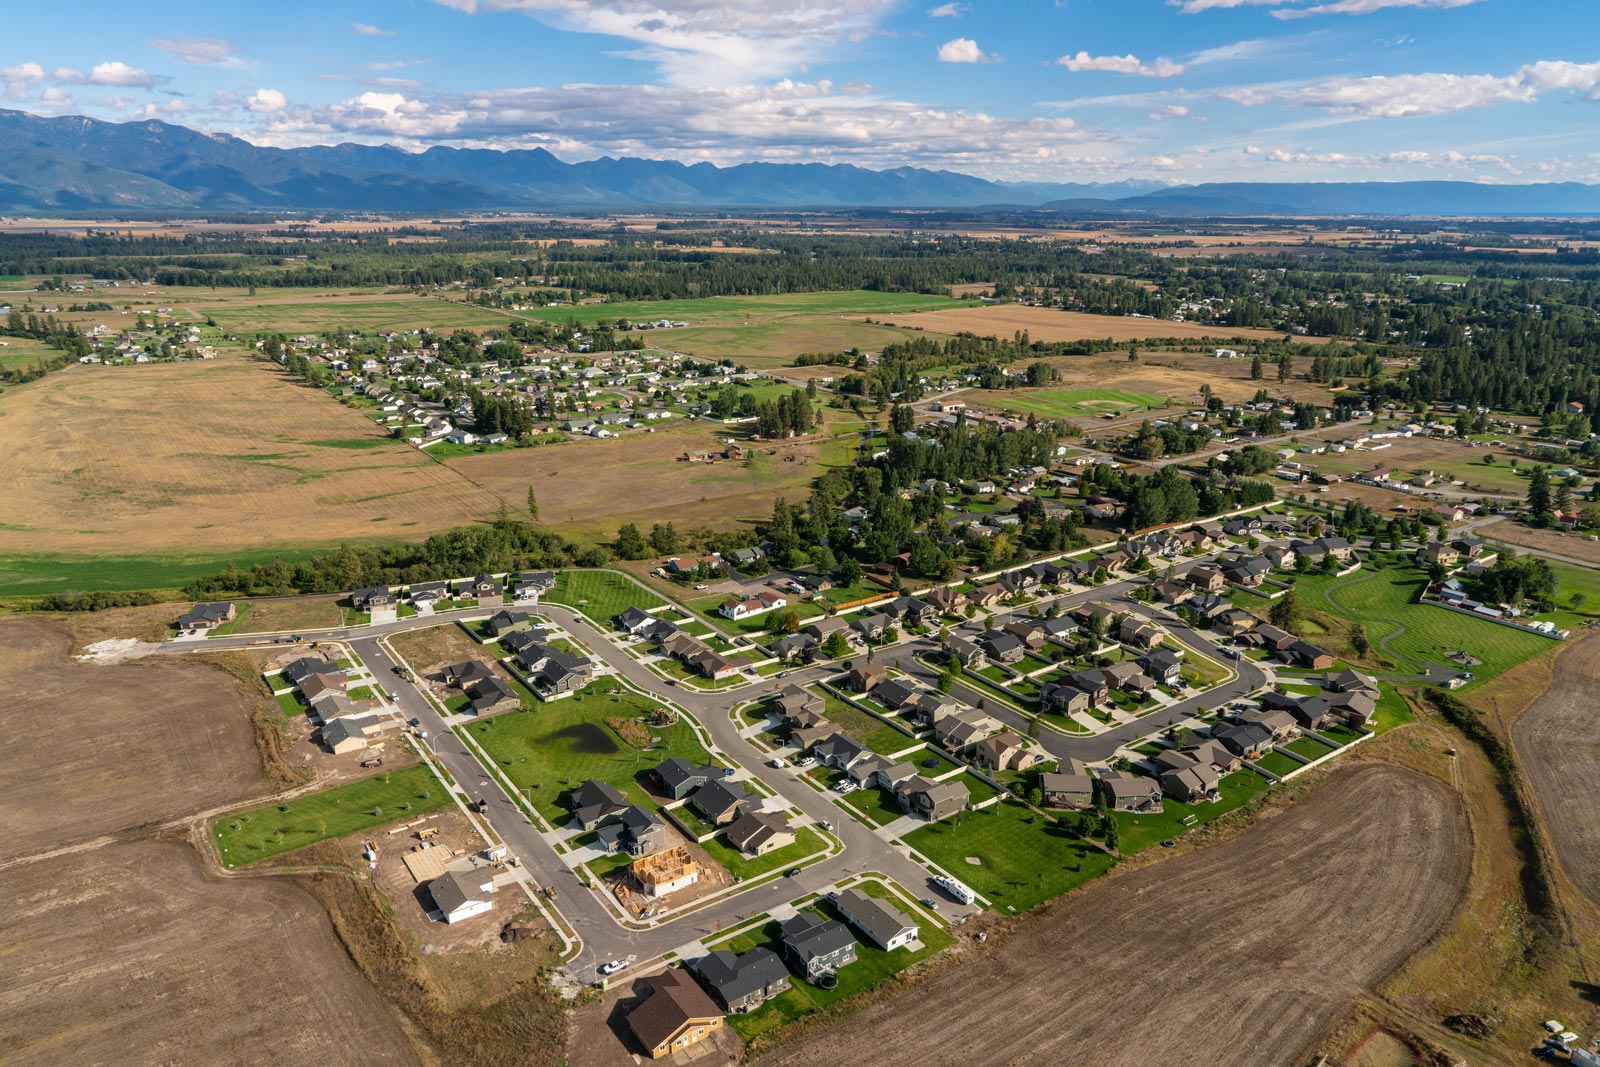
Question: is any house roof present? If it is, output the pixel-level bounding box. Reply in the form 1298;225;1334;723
429;868;491;915
694;947;789;1006
837;888;917;946
657;758;718;794
779;913;857;963
627;969;723;1053
724;810;793;853
689;778;750;818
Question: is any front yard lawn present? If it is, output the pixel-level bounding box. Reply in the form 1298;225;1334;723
844;786;909;826
903;799;1117;912
701;825;828;881
213;764;447;868
466;681;712;824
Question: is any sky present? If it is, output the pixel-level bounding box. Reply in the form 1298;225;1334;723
2;0;1597;185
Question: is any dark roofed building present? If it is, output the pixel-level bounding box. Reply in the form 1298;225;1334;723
626;968;724;1060
692;947;792;1012
779;913;858;979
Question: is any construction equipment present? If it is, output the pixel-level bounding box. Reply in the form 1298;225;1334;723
417;826;439;841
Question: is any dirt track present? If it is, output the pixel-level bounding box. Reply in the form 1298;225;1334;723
757;765;1467;1067
0;841;418;1067
1513;631;1600;906
0;617;269;854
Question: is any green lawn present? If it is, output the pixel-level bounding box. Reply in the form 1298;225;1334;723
903;799;1117;912
1257;751;1303;777
1285;736;1336;760
1527;559;1600;631
1111;768;1272;855
1319;723;1366;745
701;825;828;880
990;387;1165;420
844;786;910;826
0;542;361;597
814;689;917;755
546;570;672;627
1293;564;1553;685
465;681;712;823
275;689;310;719
721;893;955;1043
212;765;448;868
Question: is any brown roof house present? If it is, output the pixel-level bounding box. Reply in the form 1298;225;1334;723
626;967;724;1060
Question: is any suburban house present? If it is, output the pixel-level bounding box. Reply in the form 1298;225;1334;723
1221;556;1272;587
688;779;752;826
443;660;497;690
596;805;668;856
933;707;1001;750
719;591;786;621
1183;738;1241;773
428;867;496;924
813;733;872;775
1155;752;1221;804
1140;650;1185;687
851;613;892;642
485;609;532;637
572;780;631;830
723;810;796;856
895;775;968;821
847;665;887;693
468;676;520;716
515;642;592;695
1187;565;1226;592
321;713;382;754
1212;721;1275;760
979;630;1025;664
873;677;922;709
626;967;724;1060
656;758;724;800
511;571;556;601
631;848;701;898
1216;609;1260;638
298;671;349;705
944;634;986;669
1040;682;1093;715
617;607;660;635
350;587;393;611
967;731;1045;773
692;948;791;1013
282;656;335;686
1102;660;1156;696
1041;759;1095;809
1250;623;1298;653
778;914;858;979
177;601;235;634
1119;617;1166;650
1288;640;1337;670
836;889;919;951
1095;771;1162;813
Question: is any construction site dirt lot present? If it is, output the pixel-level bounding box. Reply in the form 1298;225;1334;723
872;304;1330;346
0;840;418;1067
0;617;269;855
0;356;500;559
368;810;499;952
756;764;1467;1067
1512;632;1600;907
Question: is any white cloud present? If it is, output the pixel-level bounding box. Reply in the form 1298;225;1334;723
351;21;396;36
37;86;75;112
1172;0;1484;14
247;87;287;113
927;2;966;16
937;38;986;63
2;60;45;95
129;98;194;120
1058;51;1185;77
1248;59;1600;118
149;36;246;68
1149;104;1191;120
54;61;159;88
428;0;891;84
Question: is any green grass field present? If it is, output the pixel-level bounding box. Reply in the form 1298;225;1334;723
1526;559;1600;631
0;543;363;597
465;680;711;824
844;786;909;826
904;799;1117;912
200;296;513;334
1111;768;1272;854
988;387;1166;420
545;570;674;627
0;336;62;372
721;888;954;1042
512;290;967;330
1293;563;1554;684
658;320;917;367
812;689;917;755
700;825;828;880
212;764;448;868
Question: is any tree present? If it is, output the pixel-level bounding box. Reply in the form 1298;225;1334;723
1527;465;1553;522
1250;353;1264;381
1277;354;1291;382
774;608;802;634
1127;346;1139;363
938;667;955;693
1268;586;1299;630
648;522;680;555
615;523;647;559
1349;623;1369;658
821;630;851;659
525;485;539;524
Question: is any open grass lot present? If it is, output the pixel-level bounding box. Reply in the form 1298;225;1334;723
512;290;967;330
874;304;1324;345
0;357;500;585
212;764;448;868
0;617;272;855
466;680;711;824
720;894;955;1043
655;319;916;368
904;799;1118;912
1291;563;1554;683
985;387;1165;419
1526;558;1600;631
195;293;513;333
815;688;918;754
758;766;1467;1067
0;840;418;1067
700;825;828;881
226;595;347;634
1112;769;1273;854
446;417;845;545
546;569;672;626
0;335;60;372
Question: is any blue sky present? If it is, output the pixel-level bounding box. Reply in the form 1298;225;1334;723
3;0;1596;184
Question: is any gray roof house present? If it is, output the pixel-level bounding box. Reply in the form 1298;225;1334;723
693;948;792;1012
835;889;919;951
778;914;858;979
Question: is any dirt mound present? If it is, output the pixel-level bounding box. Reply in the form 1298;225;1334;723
756;764;1467;1067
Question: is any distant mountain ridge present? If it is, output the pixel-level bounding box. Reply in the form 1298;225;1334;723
2;108;1598;217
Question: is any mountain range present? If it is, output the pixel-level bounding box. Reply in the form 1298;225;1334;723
3;108;1599;218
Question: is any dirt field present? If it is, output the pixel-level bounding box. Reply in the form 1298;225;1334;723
875;305;1329;345
0;617;269;855
0;840;418;1067
1476;518;1600;566
756;765;1467;1067
447;421;839;542
1512;632;1600;906
0;356;501;560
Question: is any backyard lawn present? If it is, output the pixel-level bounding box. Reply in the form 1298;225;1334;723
1257;751;1303;777
700;825;828;881
465;681;712;824
903;799;1117;912
1285;736;1336;760
212;764;448;868
721;891;955;1042
546;570;671;627
1111;768;1272;855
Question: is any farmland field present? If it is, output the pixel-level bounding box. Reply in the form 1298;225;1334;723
213;763;450;868
0;617;271;854
647;319;917;367
0;336;60;371
510;290;967;329
759;765;1466;1067
874;304;1329;344
195;294;514;333
0;356;501;590
0;841;418;1067
981;387;1165;419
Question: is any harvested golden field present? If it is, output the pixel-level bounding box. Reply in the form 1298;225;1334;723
0;357;501;559
758;765;1467;1067
874;304;1330;344
0;841;418;1067
0;617;271;855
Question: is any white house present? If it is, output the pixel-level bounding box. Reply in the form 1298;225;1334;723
836;888;919;951
429;868;495;924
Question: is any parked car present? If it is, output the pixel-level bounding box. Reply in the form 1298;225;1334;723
694;583;709;590
784;868;802;878
598;960;627;976
796;757;815;768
